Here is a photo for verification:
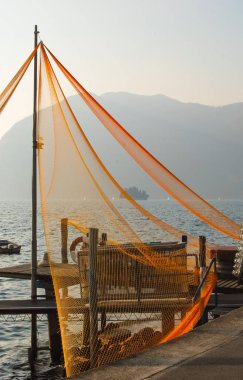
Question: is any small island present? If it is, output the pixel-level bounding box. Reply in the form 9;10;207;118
120;186;149;200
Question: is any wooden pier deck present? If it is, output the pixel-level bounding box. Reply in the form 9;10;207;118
0;263;51;280
0;263;63;362
217;278;243;293
1;260;243;323
0;261;243;365
0;299;57;314
0;262;79;288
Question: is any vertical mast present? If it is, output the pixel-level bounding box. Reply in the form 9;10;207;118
31;24;38;299
31;24;39;360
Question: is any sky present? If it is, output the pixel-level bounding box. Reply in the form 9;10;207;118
0;0;243;138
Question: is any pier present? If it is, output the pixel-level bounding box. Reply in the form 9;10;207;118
0;263;63;363
0;243;243;369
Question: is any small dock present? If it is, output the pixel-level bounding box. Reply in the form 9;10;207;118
0;262;64;363
0;262;78;284
0;243;242;371
0;263;51;280
217;278;243;293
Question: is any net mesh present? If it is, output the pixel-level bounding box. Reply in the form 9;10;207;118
0;42;234;377
2;40;241;377
0;44;39;113
45;45;240;241
37;44;218;376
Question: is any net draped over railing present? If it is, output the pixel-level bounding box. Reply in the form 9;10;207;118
0;43;239;376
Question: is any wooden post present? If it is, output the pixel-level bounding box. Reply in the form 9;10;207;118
161;310;175;337
61;218;68;264
135;261;141;303
61;218;69;298
45;283;62;363
101;232;107;243
101;310;106;332
198;236;208;325
78;249;90;345
181;235;188;320
199;236;206;279
82;312;91;346
88;228;99;368
182;235;188;244
31;24;39;362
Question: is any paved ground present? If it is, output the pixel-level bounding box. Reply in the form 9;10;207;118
72;307;243;380
150;334;243;380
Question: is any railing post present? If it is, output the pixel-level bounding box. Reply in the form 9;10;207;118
214;258;218;307
182;235;188;244
199;236;206;279
61;218;68;264
61;218;68;299
88;228;99;368
198;236;208;325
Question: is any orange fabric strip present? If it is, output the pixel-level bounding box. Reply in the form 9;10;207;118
0;44;40;113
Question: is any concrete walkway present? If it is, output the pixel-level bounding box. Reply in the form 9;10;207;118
151;334;243;379
72;307;243;380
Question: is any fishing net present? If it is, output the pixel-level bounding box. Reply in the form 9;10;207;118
0;44;39;113
37;44;218;376
1;39;240;377
45;45;240;241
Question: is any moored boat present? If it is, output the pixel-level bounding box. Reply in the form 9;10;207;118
0;240;21;254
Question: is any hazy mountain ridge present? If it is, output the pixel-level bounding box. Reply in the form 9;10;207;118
0;92;242;200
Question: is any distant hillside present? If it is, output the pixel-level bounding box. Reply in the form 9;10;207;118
0;92;242;200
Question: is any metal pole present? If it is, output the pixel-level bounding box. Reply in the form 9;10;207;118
31;24;39;362
88;228;99;368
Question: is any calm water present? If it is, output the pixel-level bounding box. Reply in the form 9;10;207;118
0;199;242;379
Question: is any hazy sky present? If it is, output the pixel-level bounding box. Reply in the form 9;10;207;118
0;0;243;138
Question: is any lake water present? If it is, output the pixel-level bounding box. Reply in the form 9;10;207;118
0;199;242;379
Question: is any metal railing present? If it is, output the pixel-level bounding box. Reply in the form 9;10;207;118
193;257;217;306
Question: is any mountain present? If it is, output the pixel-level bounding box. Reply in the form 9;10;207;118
0;92;242;200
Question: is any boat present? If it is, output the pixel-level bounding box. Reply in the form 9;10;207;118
0;240;21;254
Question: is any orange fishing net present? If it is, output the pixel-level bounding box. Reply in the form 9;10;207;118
0;44;39;113
0;41;236;377
36;43;219;377
44;45;240;241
